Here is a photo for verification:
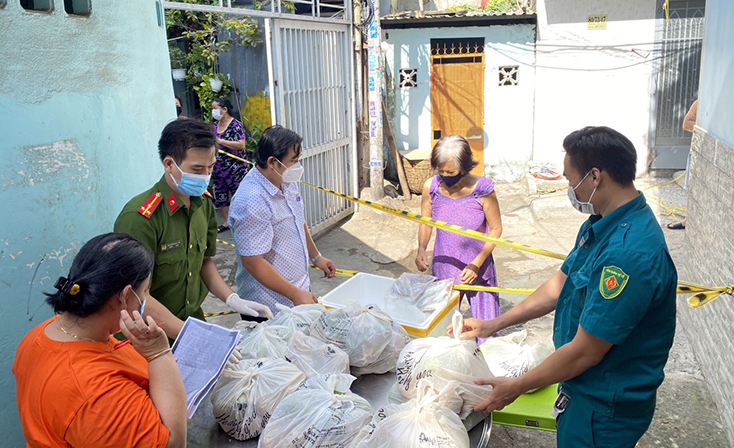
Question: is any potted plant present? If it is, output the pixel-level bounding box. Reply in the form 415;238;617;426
209;73;224;92
166;8;262;120
169;46;187;81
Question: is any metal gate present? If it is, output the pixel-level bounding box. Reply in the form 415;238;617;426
649;0;705;169
271;19;356;234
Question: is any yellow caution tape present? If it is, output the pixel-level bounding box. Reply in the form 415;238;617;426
452;284;536;295
217;238;236;248
678;280;734;308
216;241;734;307
299;180;568;261
641;173;686;192
204;310;238;317
215;150;732;307
219;150;253;165
331;267;358;277
218;150;566;259
676;280;715;294
310;264;734;303
308;264;534;295
642;173;687;223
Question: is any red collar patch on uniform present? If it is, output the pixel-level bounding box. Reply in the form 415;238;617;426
167;193;179;213
203;190;213;199
137;192;162;218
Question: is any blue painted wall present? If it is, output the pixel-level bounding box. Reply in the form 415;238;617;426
382;24;537;181
0;1;175;444
696;0;734;148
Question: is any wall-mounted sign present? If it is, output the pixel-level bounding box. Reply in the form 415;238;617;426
588;14;607;30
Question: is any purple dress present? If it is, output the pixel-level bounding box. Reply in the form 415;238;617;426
212;119;249;209
430;175;500;343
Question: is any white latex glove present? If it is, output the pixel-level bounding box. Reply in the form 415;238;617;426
226;293;274;320
227;348;242;367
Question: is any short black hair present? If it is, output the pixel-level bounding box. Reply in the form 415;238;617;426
563;126;637;185
45;233;154;318
255;125;303;168
158;119;216;164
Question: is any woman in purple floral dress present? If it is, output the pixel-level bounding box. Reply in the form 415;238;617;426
415;135;503;343
212;97;249;233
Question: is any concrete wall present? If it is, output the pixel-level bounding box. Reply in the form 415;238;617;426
695;2;734;148
382;24;536;181
0;1;175;444
677;0;734;444
533;0;658;174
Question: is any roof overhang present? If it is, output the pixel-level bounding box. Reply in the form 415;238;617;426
381;10;537;29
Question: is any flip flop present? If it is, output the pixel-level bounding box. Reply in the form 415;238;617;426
217;225;230;233
667;222;685;230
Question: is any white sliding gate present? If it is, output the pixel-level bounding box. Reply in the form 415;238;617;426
271;19;356;234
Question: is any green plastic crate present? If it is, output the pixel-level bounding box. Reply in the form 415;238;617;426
493;384;558;432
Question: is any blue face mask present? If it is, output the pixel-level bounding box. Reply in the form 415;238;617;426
132;289;146;318
169;159;211;197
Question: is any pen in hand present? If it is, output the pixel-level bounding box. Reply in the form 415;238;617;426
112;322;165;351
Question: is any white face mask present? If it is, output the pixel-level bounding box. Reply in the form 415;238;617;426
212;109;222;120
568;170;597;215
276;159;304;183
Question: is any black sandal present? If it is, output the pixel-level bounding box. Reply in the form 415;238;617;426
217;225;230;233
666;222;685;230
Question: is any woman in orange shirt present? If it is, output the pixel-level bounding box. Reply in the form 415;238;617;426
13;233;186;448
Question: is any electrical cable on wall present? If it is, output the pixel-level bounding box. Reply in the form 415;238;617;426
487;45;699;72
358;0;375;29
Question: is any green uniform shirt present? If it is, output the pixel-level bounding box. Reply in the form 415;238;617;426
555;192;677;414
114;176;218;319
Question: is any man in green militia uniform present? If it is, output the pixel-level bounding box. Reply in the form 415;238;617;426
114;119;271;339
459;126;677;447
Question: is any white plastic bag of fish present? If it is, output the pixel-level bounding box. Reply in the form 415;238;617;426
211;358;305;440
267;303;326;340
258;374;373;448
309;302;393;367
395;311;493;417
351;378;470;448
234;320;289;359
284;331;350;378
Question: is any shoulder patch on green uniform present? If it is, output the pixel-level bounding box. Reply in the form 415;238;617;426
599;265;629;299
161;240;182;252
137;192;163;218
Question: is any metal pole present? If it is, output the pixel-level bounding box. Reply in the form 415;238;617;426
366;0;384;200
351;0;361;206
265;18;278;126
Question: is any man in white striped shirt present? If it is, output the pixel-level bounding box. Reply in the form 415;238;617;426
229;126;336;317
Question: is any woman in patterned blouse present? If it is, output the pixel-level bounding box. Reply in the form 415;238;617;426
212;97;249;233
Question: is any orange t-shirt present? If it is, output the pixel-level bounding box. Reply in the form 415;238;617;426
13;316;170;448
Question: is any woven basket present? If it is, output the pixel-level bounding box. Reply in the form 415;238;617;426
402;156;434;195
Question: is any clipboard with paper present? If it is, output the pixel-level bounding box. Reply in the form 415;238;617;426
171;318;242;418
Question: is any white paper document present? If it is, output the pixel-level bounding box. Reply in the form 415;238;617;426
171;318;241;418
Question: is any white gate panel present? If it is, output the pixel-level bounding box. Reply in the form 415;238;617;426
272;19;355;234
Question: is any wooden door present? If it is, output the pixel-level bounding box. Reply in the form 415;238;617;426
430;38;485;175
